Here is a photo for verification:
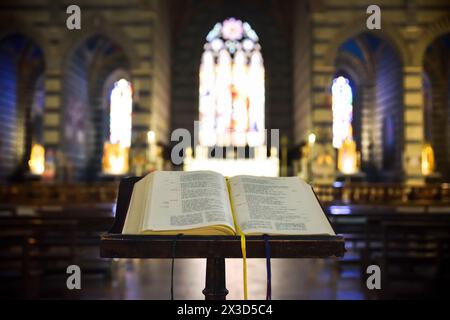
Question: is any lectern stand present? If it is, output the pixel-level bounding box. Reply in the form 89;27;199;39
100;177;345;300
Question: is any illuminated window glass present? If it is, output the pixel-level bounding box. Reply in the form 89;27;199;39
102;78;132;175
110;78;132;148
199;18;265;147
332;76;353;149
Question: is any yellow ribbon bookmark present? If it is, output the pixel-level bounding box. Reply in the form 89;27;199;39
240;233;248;300
226;177;248;300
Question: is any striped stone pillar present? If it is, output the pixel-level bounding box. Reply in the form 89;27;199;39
403;66;425;185
310;65;335;184
130;69;152;175
360;84;376;164
43;69;62;176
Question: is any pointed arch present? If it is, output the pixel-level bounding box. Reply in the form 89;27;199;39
60;13;140;71
414;15;450;66
0;33;46;180
324;18;410;67
63;33;132;180
0;15;49;66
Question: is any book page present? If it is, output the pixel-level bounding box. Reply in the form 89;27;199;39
143;171;235;232
229;176;335;235
122;174;154;234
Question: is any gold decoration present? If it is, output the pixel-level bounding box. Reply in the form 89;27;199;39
102;142;129;175
421;143;435;176
28;143;45;175
338;137;358;175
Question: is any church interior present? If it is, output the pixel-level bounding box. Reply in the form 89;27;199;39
1;0;450;300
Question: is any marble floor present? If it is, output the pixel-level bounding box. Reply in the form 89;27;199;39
41;258;365;300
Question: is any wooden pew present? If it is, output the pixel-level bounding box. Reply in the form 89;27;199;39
328;204;450;298
0;218;78;298
0;182;119;206
36;206;115;276
314;183;450;205
328;211;368;271
0;229;35;298
0;204;115;298
3;182;449;207
378;220;450;299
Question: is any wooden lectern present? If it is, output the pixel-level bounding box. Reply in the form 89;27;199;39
100;177;345;300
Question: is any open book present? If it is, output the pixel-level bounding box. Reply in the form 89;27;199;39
122;171;335;236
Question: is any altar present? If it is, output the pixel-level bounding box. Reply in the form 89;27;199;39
183;146;280;177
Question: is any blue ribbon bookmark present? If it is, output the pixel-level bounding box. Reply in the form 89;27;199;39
171;234;183;300
263;234;272;300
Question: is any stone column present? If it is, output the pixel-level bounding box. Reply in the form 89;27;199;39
402;66;425;185
310;65;336;184
130;69;152;175
42;67;63;180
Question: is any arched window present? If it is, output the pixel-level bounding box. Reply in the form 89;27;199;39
332;76;353;149
199;18;265;147
109;79;132;148
28;75;46;175
0;33;45;180
102;78;132;175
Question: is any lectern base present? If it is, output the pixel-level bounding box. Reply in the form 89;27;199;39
202;258;229;300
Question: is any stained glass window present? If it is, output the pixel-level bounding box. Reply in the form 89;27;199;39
199;18;265;147
110;78;132;148
332;76;353;149
102;78;132;175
